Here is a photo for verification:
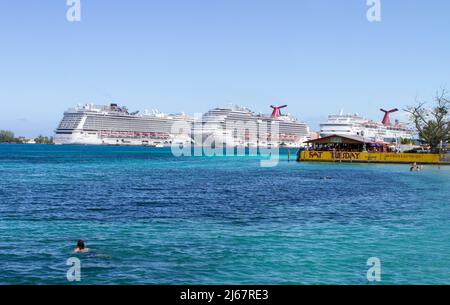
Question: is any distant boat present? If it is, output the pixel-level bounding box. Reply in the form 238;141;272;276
320;108;414;143
54;103;192;146
191;104;310;148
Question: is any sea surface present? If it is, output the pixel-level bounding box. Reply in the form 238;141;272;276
0;144;449;284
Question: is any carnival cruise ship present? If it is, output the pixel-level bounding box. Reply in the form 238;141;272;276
320;108;414;143
191;104;309;147
54;103;193;146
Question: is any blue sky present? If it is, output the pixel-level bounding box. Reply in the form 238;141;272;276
0;0;449;137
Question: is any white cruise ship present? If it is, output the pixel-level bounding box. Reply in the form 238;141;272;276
320;108;414;143
191;104;310;147
54;103;193;146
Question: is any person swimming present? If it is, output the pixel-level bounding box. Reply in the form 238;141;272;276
74;240;89;253
410;162;421;172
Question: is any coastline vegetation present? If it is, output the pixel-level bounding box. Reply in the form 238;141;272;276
0;130;20;143
0;130;54;144
34;135;54;145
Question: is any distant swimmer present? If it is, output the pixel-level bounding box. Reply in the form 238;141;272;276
74;240;89;253
410;162;421;172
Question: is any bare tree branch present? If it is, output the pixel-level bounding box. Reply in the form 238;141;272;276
404;88;450;152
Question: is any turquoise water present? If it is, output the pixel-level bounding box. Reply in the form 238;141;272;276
0;144;449;284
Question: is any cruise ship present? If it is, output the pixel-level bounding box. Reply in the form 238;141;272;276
320;108;414;143
54;103;193;146
192;104;310;147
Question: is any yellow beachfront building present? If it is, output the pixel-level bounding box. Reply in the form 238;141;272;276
299;150;443;164
298;134;448;164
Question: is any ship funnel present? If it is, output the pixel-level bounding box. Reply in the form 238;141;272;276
270;105;288;117
380;108;399;126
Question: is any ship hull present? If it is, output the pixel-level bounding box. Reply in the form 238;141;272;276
54;132;191;146
190;129;307;148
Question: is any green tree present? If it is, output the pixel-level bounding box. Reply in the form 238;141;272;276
0;130;16;143
34;135;54;145
400;138;414;145
405;89;450;153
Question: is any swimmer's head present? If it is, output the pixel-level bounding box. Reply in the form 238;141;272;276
77;240;85;250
